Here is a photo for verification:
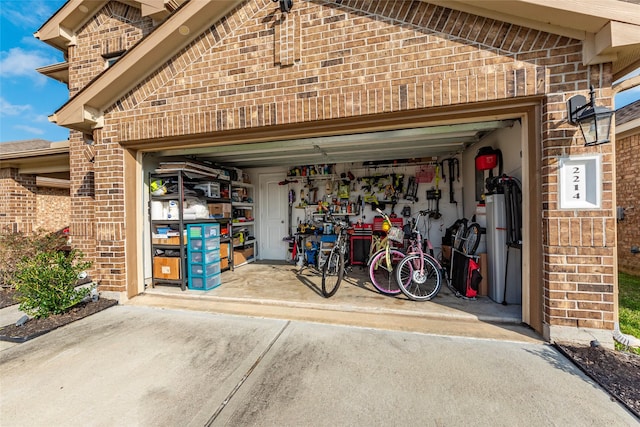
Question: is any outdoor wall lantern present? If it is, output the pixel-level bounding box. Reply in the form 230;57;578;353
566;85;614;146
272;0;293;13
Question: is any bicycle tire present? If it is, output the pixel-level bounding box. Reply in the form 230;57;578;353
452;221;466;252
322;248;343;297
463;222;481;255
368;248;405;295
396;254;442;301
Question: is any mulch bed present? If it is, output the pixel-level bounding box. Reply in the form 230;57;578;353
556;343;640;417
0;296;117;343
0;288;18;309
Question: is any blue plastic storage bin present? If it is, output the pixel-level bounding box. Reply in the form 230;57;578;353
189;236;220;251
189;273;222;290
189;249;220;264
190;261;221;277
188;223;220;238
187;223;223;291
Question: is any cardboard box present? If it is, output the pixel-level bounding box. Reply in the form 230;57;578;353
153;256;181;280
220;242;229;258
233;246;254;266
478;252;488;296
152;236;181;245
219;242;230;270
208;203;231;218
442;245;451;262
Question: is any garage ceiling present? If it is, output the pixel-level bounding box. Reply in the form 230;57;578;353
153;119;516;168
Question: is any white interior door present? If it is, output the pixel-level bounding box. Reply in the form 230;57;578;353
259;173;288;260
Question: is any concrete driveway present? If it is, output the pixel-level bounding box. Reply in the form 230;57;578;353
0;304;636;426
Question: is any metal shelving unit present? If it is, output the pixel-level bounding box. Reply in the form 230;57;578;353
149;169;231;290
231;181;256;267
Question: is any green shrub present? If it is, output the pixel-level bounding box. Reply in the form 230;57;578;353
0;227;68;288
11;249;92;318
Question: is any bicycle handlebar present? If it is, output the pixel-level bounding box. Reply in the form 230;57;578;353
375;208;392;222
412;210;433;233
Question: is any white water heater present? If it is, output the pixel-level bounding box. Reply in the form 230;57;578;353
486;194;522;304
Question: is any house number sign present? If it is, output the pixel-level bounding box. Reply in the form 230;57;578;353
559;155;601;209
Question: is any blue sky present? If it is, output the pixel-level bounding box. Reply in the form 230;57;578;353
1;0;68;143
1;0;639;143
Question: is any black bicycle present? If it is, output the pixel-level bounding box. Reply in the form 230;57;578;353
452;218;482;255
321;215;351;298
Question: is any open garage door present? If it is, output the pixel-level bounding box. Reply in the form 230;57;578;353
153;120;517;168
139;108;541;333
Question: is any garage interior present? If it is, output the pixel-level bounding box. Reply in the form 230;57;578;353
141;115;528;326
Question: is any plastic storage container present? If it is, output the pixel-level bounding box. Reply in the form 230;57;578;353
189;273;221;290
189;248;220;264
188;237;221;251
190;261;221;277
187;223;223;291
189;223;220;238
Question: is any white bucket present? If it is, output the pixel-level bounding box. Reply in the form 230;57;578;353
151;201;165;220
167;200;179;219
475;204;487;228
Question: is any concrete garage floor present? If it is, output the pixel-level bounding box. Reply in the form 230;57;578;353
134;261;539;343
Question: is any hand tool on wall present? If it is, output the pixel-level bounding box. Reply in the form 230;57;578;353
441;157;459;204
404;176;418;201
426;164;442;219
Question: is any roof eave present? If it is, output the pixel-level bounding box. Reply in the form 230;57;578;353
34;0;109;52
34;0;188;53
428;0;640;79
0;142;69;161
36;62;69;84
616;117;640;138
52;0;242;132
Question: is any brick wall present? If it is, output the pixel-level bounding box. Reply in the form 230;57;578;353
0;168;71;234
67;130;98;284
110;0;555;139
616;132;640;275
0;168;36;234
65;1;156;287
68;1;153;97
541;80;615;332
68;0;616;335
35;188;70;232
